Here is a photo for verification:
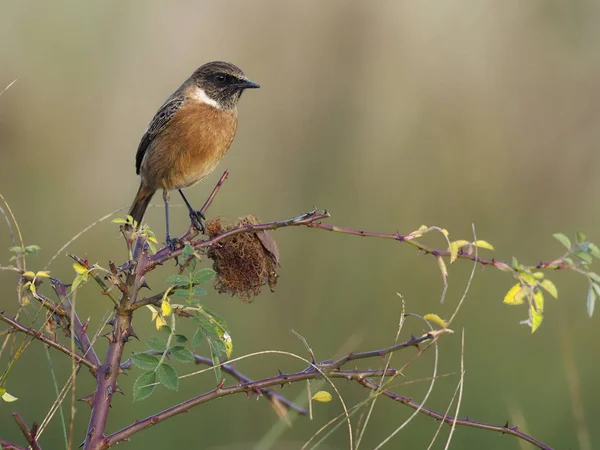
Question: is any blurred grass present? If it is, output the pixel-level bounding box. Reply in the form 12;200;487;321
1;1;600;448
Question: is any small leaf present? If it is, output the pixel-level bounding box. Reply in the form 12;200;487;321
192;329;203;347
157;363;179;391
553;233;572;250
111;217;128;224
576;231;586;244
131;353;160;371
592;282;600;299
193;287;207;296
160;325;172;336
533;290;544;312
531;306;543;333
154;315;167;330
520;272;537;286
35;271;50;278
145;336;167;352
587;286;596;317
23;271;35;278
170;346;195;363
165;275;191;287
161;300;172;317
449;240;469;263
503;283;524;305
182;244;195;260
174;334;188;344
540;279;558;299
133;371;156;401
423;313;447;328
312;391;332;403
588;272;600;284
588;243;600;258
573;250;593;264
1;390;18;402
473;240;494;250
437;256;448;277
511;257;520;270
72;263;88;275
24;245;41;255
532;272;545;280
193;268;216;284
210;346;222;382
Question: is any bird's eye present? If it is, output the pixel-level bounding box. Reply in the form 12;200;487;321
214;73;227;82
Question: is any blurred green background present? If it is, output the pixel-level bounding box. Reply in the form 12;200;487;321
1;1;600;449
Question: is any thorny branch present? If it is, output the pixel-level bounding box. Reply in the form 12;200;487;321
0;171;558;450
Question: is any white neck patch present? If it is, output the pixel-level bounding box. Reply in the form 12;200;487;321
192;87;221;109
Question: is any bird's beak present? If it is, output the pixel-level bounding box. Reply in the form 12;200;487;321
238;80;260;89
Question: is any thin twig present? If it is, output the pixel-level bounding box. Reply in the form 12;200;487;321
0;313;97;372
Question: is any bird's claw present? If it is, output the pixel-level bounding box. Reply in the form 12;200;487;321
189;210;206;234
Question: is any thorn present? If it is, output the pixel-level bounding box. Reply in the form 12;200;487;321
379;352;386;358
216;380;225;390
127;325;139;341
141;280;151;290
78;394;94;407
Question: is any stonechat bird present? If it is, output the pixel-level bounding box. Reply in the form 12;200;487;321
128;61;259;244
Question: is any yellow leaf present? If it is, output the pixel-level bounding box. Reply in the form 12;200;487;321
437;256;448;277
73;263;88;274
155;315;167;330
111;217;128;224
520;272;537;286
418;225;428;231
161;300;172;317
146;305;159;321
503;283;524;305
22;271;35;278
531;306;543;333
423;313;447;328
312;391;332;403
473;240;494;250
533;290;544;312
0;390;17;402
540;279;558;299
217;329;233;358
441;229;449;237
533;272;545;280
449;240;469;263
35;271;51;278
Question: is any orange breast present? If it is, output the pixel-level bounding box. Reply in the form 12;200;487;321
142;102;238;190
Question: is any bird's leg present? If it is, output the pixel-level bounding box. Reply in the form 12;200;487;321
178;189;205;234
163;190;181;253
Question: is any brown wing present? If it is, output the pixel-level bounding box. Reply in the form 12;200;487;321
135;94;185;175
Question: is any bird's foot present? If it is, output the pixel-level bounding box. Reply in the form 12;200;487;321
189;210;206;234
166;235;184;265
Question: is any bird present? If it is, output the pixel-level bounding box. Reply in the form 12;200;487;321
128;61;259;246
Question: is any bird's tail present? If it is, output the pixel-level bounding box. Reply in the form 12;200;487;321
128;184;155;227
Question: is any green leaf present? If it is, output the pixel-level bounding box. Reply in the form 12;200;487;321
573;250;593;264
24;245;41;255
165;275;191;287
182;244;195;260
576;231;586;244
193;268;216;284
539;279;558;299
173;334;187;344
146;336;167;352
553;233;572;250
192;329;203;347
170;346;195;363
210;345;222;382
193;287;207;296
589;243;600;259
592;282;600;299
173;289;192;298
587;286;596;317
201;307;229;333
157;363;179;391
160;325;172;336
131;353;160;371
133;371;157;401
589;272;600;284
511;257;520;270
111;218;128;224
